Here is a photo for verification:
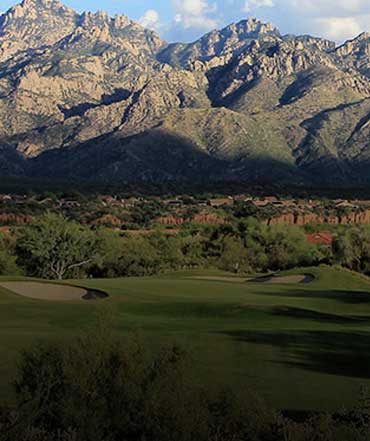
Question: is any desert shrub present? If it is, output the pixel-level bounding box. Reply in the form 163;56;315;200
2;325;370;441
6;324;281;441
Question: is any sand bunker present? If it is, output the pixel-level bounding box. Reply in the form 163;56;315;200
248;274;315;284
0;282;107;301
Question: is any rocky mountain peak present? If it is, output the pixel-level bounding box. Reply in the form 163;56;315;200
0;0;79;61
226;17;279;38
20;0;62;9
335;32;370;78
79;10;111;28
337;32;370;56
157;16;280;68
5;0;76;20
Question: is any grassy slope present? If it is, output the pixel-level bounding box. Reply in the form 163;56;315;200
1;266;370;411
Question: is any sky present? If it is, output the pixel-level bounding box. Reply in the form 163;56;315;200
2;0;370;43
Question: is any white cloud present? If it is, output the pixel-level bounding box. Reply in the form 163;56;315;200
312;16;363;41
280;0;370;41
242;0;274;13
172;0;219;30
157;0;370;43
138;9;161;31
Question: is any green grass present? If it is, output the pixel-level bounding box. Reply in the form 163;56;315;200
1;265;370;412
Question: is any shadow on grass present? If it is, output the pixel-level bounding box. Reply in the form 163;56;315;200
270;306;370;324
258;289;370;305
223;329;370;379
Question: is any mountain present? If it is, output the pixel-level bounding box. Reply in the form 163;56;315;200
2;0;370;186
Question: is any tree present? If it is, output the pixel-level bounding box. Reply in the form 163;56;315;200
0;248;20;276
218;237;250;273
332;227;370;274
16;213;103;280
0;234;20;275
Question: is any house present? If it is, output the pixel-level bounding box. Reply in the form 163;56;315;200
163;199;183;207
60;200;81;209
279;200;297;208
335;200;355;209
121;198;140;208
306;231;334;246
353;200;370;208
208;198;234;207
233;195;252;202
253;200;269;207
0;194;12;202
264;196;279;203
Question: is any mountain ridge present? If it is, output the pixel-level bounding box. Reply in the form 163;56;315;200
1;0;370;186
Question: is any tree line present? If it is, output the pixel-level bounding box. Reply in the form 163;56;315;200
0;213;369;280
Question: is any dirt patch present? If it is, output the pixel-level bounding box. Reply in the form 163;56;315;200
248;274;315;284
0;282;108;301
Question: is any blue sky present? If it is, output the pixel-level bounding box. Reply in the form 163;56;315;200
2;0;370;43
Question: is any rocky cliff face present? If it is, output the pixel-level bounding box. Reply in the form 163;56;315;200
2;0;370;185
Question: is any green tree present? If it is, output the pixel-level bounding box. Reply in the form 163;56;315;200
218;237;250;273
0;248;19;276
332;227;370;274
16;213;103;280
0;234;20;275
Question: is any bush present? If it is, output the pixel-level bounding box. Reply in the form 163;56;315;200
2;324;370;441
6;323;280;441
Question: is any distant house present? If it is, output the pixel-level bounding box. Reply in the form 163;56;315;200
264;196;279;203
306;231;334;246
208;198;234;207
37;198;54;205
253;200;269;207
121;198;140;208
353;200;370;207
0;226;11;235
279;200;297;208
335;200;355;209
297;199;320;208
0;194;12;202
60;200;81;209
233;194;251;202
164;199;183;207
100;195;117;206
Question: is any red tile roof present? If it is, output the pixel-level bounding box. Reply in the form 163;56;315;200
306;231;334;246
